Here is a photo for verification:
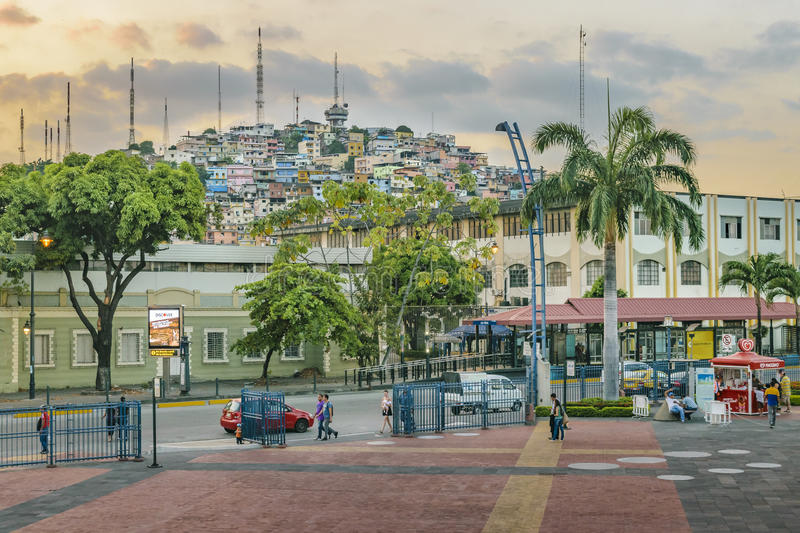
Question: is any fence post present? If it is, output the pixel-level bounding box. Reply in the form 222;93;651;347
651;363;658;402
46;386;50;406
215;377;219;398
358;371;362;388
481;380;488;429
313;372;317;393
580;366;586;400
46;405;55;468
437;383;444;433
135;402;143;461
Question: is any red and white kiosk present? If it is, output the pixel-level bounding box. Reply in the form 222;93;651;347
710;338;785;415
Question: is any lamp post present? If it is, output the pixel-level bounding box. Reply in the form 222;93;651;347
664;315;673;390
483;241;498;314
27;233;54;399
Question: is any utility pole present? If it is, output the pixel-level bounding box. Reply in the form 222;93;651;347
128;58;135;147
256;27;264;124
44;120;48;161
56;120;60;163
65;82;72;154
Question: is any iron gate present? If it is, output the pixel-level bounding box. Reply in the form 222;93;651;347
240;390;286;446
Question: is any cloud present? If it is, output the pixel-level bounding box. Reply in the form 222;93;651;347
510;40;554;59
592;31;712;83
0;3;39;26
669;90;741;124
112;23;151;51
259;23;301;41
382;59;490;98
783;98;800;111
701;128;776;142
176;23;222;49
724;20;800;70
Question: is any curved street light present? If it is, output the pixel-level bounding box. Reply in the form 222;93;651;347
28;232;55;399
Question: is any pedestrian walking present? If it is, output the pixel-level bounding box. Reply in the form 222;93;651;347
102;402;116;442
117;396;129;458
549;393;564;441
235;423;243;444
36;406;50;455
313;394;325;441
322;393;338;440
779;369;791;413
765;379;780;428
379;390;393;434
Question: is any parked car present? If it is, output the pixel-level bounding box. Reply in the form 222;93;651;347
442;372;523;415
220;398;314;433
619;361;670;391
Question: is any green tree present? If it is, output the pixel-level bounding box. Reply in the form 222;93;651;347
767;265;800;352
0;164;35;289
323;140;347;155
344;155;356;173
2;151;206;390
233;262;361;378
138;140;155;155
196;165;209;186
582;276;628;298
396;125;413;134
128;143;140;151
720;253;786;353
203;128;217;135
522;106;703;400
282;131;304;153
456;162;472;176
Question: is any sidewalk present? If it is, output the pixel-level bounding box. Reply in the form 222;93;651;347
0;377;358;409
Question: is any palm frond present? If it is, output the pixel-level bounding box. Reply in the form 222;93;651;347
608;106;654;159
531;122;590;154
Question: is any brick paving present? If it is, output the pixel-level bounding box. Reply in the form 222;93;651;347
2;414;800;532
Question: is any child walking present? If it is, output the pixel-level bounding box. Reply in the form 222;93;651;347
235;423;243;444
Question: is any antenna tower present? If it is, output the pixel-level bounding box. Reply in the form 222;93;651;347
49;127;53;161
162;98;169;154
295;91;299;125
255;28;264;124
18;109;24;165
333;52;339;105
217;65;222;133
65;82;72;154
579;25;587;130
57;120;60;162
44;120;48;161
128;58;136;147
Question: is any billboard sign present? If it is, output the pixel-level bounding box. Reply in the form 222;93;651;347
148;307;181;357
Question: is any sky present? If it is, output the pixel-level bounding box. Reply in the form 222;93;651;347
0;0;799;197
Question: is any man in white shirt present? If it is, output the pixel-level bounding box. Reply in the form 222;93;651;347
665;390;686;422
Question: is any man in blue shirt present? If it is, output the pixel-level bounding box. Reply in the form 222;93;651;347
322;393;338;441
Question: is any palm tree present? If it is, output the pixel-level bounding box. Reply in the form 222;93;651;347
521;106;704;400
766;264;800;353
719;253;785;353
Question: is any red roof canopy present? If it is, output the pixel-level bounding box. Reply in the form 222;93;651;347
710;352;785;370
465;297;797;326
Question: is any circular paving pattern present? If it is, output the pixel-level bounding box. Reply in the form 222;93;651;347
416;435;444;440
708;468;744;474
658;475;695;481
453;432;480;437
366;441;395;446
567;462;620;471
718;449;751;455
664;451;712;458
617;456;667;464
746;462;782;469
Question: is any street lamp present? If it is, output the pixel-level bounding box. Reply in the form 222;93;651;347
664;315;673;390
28;232;54;399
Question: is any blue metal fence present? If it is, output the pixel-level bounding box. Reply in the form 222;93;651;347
0;401;141;468
393;378;528;435
240;390;286;447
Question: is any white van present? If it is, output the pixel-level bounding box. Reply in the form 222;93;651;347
442;372;523;415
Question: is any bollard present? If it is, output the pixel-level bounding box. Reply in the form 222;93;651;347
215;377;219;398
105;379;110;403
148;377;162;469
344;371;348;386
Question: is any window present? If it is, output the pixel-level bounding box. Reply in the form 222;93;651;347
508;264;528;288
468;218;489;239
721;216;742;239
241;328;264;361
480;269;493;289
546;262;567;287
503;215;522;237
637;260;660;286
73;331;96;366
760;217;780;240
28;331;54;367
118;330;143;364
680;261;702;286
543;211;570;234
634;212;652;236
585;260;603;286
204;329;228;362
282;344;304;361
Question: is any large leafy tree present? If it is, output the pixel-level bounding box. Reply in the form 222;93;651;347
720;253;786;353
767;265;800;353
233;262;361;378
2;151;206;390
522;106;704;400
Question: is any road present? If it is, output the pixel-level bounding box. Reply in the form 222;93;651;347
141;390;386;454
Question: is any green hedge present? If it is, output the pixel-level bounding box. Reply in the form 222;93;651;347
576;397;633;407
534;405;633;417
599;406;633;417
791;395;800;406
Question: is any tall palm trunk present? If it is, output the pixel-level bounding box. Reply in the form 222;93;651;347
602;239;620;400
754;292;762;353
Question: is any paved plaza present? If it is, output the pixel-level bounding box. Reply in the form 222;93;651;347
1;413;799;532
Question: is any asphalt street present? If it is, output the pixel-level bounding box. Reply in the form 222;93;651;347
141;389;387;454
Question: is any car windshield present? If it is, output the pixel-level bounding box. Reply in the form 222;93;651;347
225;400;240;412
626;364;649;372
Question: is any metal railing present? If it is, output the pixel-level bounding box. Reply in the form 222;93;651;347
349;351;519;388
241;390;286;447
392;378;528;435
0;401;142;469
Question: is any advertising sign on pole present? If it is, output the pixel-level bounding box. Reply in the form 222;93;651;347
695;367;715;413
566;360;575;377
148;307;182;357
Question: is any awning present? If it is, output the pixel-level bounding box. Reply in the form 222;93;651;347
446;324;512;338
710;352;785;371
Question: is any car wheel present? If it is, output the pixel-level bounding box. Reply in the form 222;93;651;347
223;427;235;434
294;418;309;433
451;406;461;416
473;404;483;415
511;401;521;412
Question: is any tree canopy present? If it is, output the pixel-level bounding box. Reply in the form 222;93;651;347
396;125;413;134
582;276;628;298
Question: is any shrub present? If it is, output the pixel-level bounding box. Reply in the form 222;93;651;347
791;395;800;406
535;406;551;417
565;406;601;417
599;406;633;417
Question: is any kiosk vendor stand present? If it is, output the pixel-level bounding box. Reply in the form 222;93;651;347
710;338;785;415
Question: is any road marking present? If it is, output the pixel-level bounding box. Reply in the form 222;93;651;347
157;401;206;409
482;475;552;533
516;424;560;467
286;446;522;454
564;449;663;455
207;399;230;405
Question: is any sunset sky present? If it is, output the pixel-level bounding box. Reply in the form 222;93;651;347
1;0;799;196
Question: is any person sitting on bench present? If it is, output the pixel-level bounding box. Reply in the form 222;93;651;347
665;390;691;422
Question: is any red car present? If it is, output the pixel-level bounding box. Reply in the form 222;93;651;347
220;398;314;433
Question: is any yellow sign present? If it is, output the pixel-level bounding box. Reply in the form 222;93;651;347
690;330;714;359
150;349;178;357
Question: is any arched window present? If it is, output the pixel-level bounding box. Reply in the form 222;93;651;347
680;261;702;286
637;260;660;286
508;264;528;288
584;260;603;286
546;262;568;287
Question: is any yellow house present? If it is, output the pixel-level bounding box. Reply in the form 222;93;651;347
347;141;364;157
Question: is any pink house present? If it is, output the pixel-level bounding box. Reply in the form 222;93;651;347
226;165;255;188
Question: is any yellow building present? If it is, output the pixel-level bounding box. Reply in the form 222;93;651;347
347;141;364;157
